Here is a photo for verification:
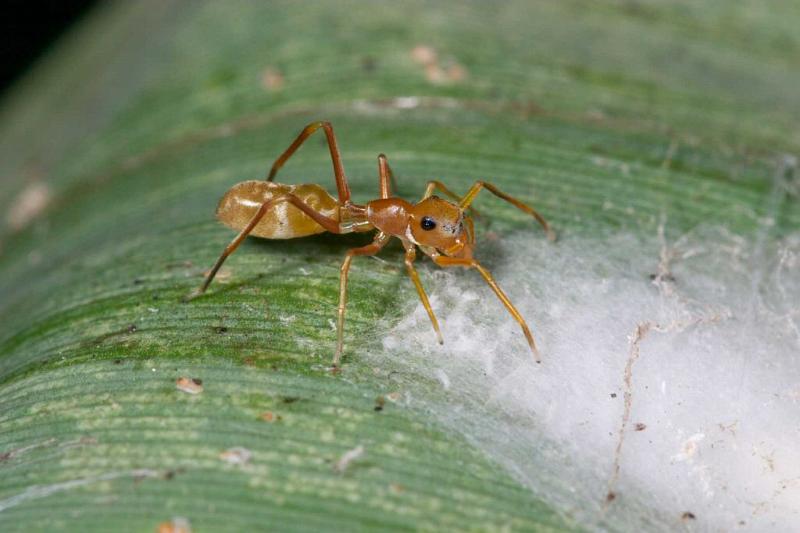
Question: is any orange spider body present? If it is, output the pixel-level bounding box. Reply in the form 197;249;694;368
191;121;554;367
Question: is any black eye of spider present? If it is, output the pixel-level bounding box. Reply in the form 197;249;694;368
420;216;437;231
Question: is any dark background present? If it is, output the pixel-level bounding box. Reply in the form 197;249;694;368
1;0;97;97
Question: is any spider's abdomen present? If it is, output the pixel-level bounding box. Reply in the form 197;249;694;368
216;180;340;239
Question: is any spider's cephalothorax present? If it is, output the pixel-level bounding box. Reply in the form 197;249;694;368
364;195;475;259
190;121;555;367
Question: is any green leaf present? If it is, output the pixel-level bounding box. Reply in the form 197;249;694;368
1;1;797;531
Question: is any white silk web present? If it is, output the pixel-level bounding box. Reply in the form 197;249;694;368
376;224;800;531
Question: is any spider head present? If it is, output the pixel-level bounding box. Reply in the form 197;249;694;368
408;196;474;258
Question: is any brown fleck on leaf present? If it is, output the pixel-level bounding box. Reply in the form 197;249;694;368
261;67;284;91
374;395;386;411
259;411;282;422
634;422;647;431
425;63;447;84
410;45;437;65
446;63;467;82
175;377;203;394
219;446;252;465
681;511;696;521
157;517;192;533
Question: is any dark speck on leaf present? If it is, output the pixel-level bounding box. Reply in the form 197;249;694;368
681;511;696;520
192;378;203;386
282;396;300;404
127;324;137;333
374;395;385;411
114;359;122;365
606;491;616;503
361;56;377;72
610;393;617;398
634;423;647;431
649;273;676;282
215;326;228;334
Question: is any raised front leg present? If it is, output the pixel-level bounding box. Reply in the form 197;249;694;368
459;181;555;242
377;154;395;199
335;232;391;366
432;255;541;363
266;121;352;204
422;180;483;219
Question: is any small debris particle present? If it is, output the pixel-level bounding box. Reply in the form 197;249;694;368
360;56;377;72
446;62;467;82
649;272;676;282
260;67;284;91
214;326;228;334
606;491;616;503
411;45;437;65
242;356;256;367
282;396;300;404
260;411;282;422
127;324;137;333
219;447;252;465
610;393;617;398
157;517;192;533
673;433;705;461
114;359;123;365
7;182;50;231
425;63;447;84
634;423;647;431
175;377;203;394
386;392;401;402
374;396;386;411
334;445;364;473
681;511;696;521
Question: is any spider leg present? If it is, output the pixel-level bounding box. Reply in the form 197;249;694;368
265;121;352;204
186;194;340;300
432;255;541;363
422;180;483;219
402;241;444;345
335;232;391;367
459;181;555;241
377;154;396;199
